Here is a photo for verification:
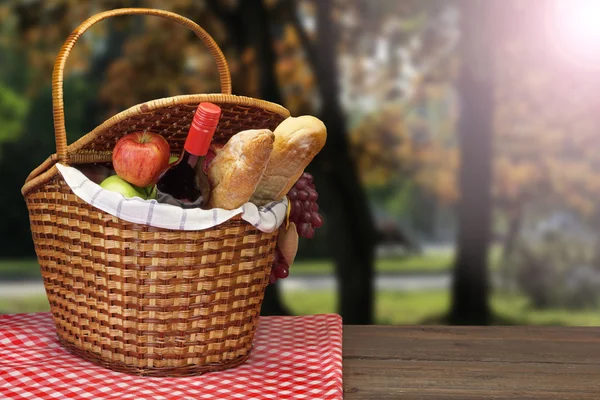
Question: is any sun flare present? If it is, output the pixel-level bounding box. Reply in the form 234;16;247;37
549;0;600;67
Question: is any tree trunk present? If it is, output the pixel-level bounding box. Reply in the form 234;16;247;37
238;0;291;316
313;1;377;324
450;0;499;325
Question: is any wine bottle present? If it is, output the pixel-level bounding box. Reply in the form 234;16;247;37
157;102;221;203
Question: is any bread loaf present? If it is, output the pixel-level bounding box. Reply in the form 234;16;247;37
250;116;326;206
207;129;274;210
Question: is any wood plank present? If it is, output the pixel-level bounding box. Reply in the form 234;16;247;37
344;359;600;399
344;326;600;364
343;326;600;399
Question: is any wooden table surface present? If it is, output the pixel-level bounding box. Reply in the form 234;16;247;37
343;325;600;399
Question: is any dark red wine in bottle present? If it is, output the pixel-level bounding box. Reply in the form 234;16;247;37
157;102;221;202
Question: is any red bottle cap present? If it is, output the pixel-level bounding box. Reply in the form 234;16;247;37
184;102;221;156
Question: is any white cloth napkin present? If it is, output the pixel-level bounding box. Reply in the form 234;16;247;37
56;163;287;232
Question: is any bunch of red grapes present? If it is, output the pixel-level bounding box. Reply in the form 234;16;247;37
288;172;323;239
269;172;323;284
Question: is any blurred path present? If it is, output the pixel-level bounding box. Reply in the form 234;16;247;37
0;281;45;297
281;273;451;292
2;271;493;297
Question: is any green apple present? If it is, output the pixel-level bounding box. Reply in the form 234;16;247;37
100;175;147;199
145;184;158;200
169;155;179;164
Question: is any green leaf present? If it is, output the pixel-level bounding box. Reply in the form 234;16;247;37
0;84;28;144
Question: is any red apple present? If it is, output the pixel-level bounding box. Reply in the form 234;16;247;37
112;132;170;187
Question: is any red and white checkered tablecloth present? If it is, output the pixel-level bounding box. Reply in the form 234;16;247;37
0;312;343;399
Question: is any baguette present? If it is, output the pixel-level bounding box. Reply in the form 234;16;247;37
250;116;327;206
207;129;274;210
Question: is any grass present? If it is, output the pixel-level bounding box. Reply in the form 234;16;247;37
316;290;450;325
292;252;454;275
282;290;448;325
0;259;42;280
0;296;49;314
283;289;600;326
292;245;502;275
491;294;600;326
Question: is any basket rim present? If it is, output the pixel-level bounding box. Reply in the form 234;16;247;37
22;93;290;195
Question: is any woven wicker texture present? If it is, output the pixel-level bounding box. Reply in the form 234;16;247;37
68;98;287;161
22;8;291;376
27;175;278;376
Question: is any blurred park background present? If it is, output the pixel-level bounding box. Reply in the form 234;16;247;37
2;0;600;326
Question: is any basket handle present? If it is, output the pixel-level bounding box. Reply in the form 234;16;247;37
52;8;232;163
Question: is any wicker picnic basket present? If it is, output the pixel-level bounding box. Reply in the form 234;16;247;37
21;8;290;377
